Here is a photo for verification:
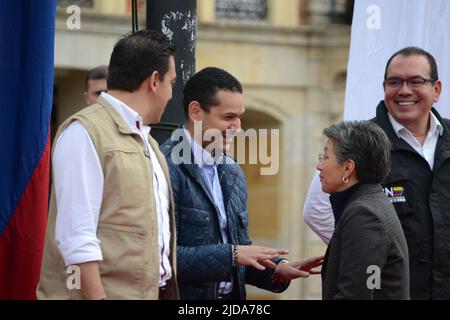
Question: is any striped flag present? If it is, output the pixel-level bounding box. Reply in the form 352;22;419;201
0;0;56;299
344;0;450;120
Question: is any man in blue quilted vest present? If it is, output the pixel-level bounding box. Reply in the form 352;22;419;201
161;67;322;300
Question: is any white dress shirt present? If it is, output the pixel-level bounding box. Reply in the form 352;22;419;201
388;112;443;169
303;111;442;244
183;127;232;295
53;92;172;286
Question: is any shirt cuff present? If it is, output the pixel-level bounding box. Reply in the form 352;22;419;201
56;235;103;266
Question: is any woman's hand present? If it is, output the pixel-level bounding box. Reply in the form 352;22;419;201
273;255;324;283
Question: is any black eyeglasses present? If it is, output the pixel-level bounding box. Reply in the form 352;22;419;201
384;76;436;89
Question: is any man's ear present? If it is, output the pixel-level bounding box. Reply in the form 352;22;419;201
147;71;160;93
434;79;442;102
188;101;203;122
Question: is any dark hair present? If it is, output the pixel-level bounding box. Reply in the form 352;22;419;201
107;30;176;92
183;67;243;119
323;121;391;184
85;65;108;90
384;46;439;80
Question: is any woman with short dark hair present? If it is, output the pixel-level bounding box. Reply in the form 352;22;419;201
317;120;409;299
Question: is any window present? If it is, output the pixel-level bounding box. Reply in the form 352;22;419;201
216;0;267;21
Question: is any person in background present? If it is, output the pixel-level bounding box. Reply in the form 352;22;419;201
84;65;108;105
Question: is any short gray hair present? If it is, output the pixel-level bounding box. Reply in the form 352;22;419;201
323;121;391;183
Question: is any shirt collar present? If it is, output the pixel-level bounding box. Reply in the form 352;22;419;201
388;111;443;138
430;111;444;136
100;92;150;134
183;126;222;168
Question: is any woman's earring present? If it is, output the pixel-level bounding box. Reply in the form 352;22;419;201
342;176;349;184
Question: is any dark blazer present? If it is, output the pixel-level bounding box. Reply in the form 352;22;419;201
322;183;410;299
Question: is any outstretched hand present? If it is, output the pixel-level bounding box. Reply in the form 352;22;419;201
293;255;324;274
236;245;289;271
273;255;324;282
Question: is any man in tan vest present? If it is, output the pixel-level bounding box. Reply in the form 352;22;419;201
37;30;179;300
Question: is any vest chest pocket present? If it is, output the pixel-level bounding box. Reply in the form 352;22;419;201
102;148;151;208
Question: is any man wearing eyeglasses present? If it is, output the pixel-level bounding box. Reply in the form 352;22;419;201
304;46;450;299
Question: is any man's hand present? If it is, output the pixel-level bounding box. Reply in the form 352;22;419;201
235;245;289;271
273;255;324;282
77;261;107;300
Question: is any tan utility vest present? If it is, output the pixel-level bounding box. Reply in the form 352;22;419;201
37;96;178;299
